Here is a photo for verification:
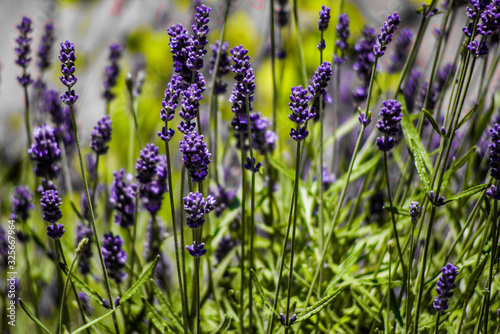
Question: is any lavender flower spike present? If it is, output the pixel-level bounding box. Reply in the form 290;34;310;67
10;186;34;222
178;83;203;134
433;263;459;312
36;21;55;72
102;43;123;101
387;28;413;73
136;143;160;184
15;16;34;87
159;75;183;142
110;169;136;228
47;224;65;239
374;12;401;58
309;62;333;98
183;192;216;229
289;85;313;142
334;13;350;64
90;116;112;155
179;131;211;183
40;189;62;223
59;40;78;105
28;124;61;178
318;6;331;31
489;124;500;180
376;100;403;151
102;233;128;283
186;4;211;71
186;241;207;258
209;41;231;95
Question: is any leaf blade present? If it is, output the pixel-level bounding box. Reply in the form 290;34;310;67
120;255;160;304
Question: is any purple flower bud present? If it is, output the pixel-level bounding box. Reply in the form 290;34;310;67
387;28;413;73
486;184;500;200
244;157;262;173
102;232;128;284
37;22;55;72
336;13;350;54
135;143;160;184
102;43;122;101
209;41;231;95
186;241;207;257
59;40;79;104
183;192;216;229
353;26;377;84
376;100;403;151
46;223;65;239
489;124;500;180
28;124;61;178
308;61;333;97
467;39;489;57
40;189;62;223
14;16;34;87
90;116;112;155
318;5;331;31
179;131;211;183
358;112;372;126
178;84;203;134
409;201;420;218
110;169;136;228
433;263;458;312
374;12;401;58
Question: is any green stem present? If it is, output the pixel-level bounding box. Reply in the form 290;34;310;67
128;184;141;287
91;154;100;208
195;257;201;334
270;0;277;132
484;200;498;333
434;312;441;334
239;132;247;334
58;252;80;334
23;82;32;149
128;91;143;149
386;249;392;334
68;104;120;334
180;165;188;314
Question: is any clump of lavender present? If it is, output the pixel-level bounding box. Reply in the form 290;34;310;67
186;241;207;257
110;169;136;228
229;45;256;134
102;233;128;283
28;124;61;178
334;13;350;64
489;123;500;180
102;43;123;101
374;12;401;58
179;131;211;183
178;84;203;134
403;68;422;112
433;263;459;312
376;100;403;151
75;223;93;274
10;186;34;222
387;28;413;73
288;86;313;142
90;116;112;155
59;40;78;105
36;22;55;72
136;143;160;184
209;41;231;95
159;75;183;143
15;16;34;87
39;89;75;147
183;192;216;229
141;156;168;217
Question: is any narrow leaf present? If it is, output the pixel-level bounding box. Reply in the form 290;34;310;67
383;206;411;217
250;269;280;320
442;146;476;190
209;314;232;334
324;242;366;293
71;306;121;334
401;106;433;172
445;184;489;203
422;109;442;136
143;298;175;333
59;262;105;306
410;138;430;194
151;279;183;331
19;299;53;334
456;104;478;130
389;289;404;327
465;255;489;298
293;286;345;324
120;255;160;304
70;200;85;222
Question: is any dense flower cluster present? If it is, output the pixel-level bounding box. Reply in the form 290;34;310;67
318;5;331;31
110;169;136;228
309;61;333;97
183;192;216;229
75;223;93;274
209;41;231;95
353;26;377;101
376;100;403;151
28;124;61;178
141;156;168;216
90;116;112;155
159;75;183;142
374;12;401;58
102;43;123;101
334;13;350;64
59;40;78;105
229;45;256;133
489;123;500;180
136;144;160;184
409;201;420;218
167;24;192;81
179;131;211;183
186;241;207;258
36;22;55;72
102;233;128;284
387;28;413;73
404;68;422;112
15;16;33;87
178;84;203;134
433;263;459;312
47;224;65;239
289;85;313;142
40;189;62;223
10;185;34;222
39;89;75;147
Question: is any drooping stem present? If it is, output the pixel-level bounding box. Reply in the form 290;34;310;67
68;104;120;334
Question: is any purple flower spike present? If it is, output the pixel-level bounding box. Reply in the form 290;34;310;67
308;61;333;97
374;12;401;58
318;5;331;31
358;112;372;126
209;41;231;95
486;185;500;200
178;84;203;134
102;43;123;101
353;26;377;86
28;124;61;178
179;131;211;183
37;22;55;72
403;68;422;113
433;263;459;312
376;100;403;151
160;75;183;123
102;233;128;284
47;223;65;239
186;241;207;257
141;156;168;216
15;16;34;87
186;4;211;71
40;189;62;223
90;116;112;155
409;201;420;218
244;157;262;173
39;89;75;147
289;85;313;142
135;143;160;184
387;28;413;73
110;169;136;228
10;186;34;222
183;192;216;229
334;13;350;64
467;40;489;57
489;124;500;180
167;24;192;81
59;40;79;105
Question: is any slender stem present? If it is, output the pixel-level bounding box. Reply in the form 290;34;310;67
284;141;302;334
68;104;120;334
128;91;143;149
195;257;201;334
59;252;80;334
386;250;392;334
163;134;189;333
23;82;32;149
91;154;100;207
484;200;498;333
180;165;188;313
434;313;441;334
59;142;75;203
270;0;277;132
239;132;247;333
128;184;141;286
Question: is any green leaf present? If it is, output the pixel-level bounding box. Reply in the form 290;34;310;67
120;255;160;304
464;255;489;299
250;269;280;320
70;200;85;222
442;146;476;190
71;306;121;334
401;106;433;172
293;286;345;324
209;314;232;334
324;242;366;293
268;156;312;196
59;262;105;306
456;104;478;130
410;138;430;194
389;289;404;327
143;298;175;333
422;109;442;136
445;184;490;203
150;279;183;331
19;299;53;334
383;206;411;217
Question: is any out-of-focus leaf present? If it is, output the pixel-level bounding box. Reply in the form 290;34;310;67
457;104;478;130
422;109;442;136
293;286;345;324
59;262;105;307
410;138;430;194
324;242;366;293
384;206;411;216
120;255;159;304
19;299;52;334
209;314;232;334
401;106;433;172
